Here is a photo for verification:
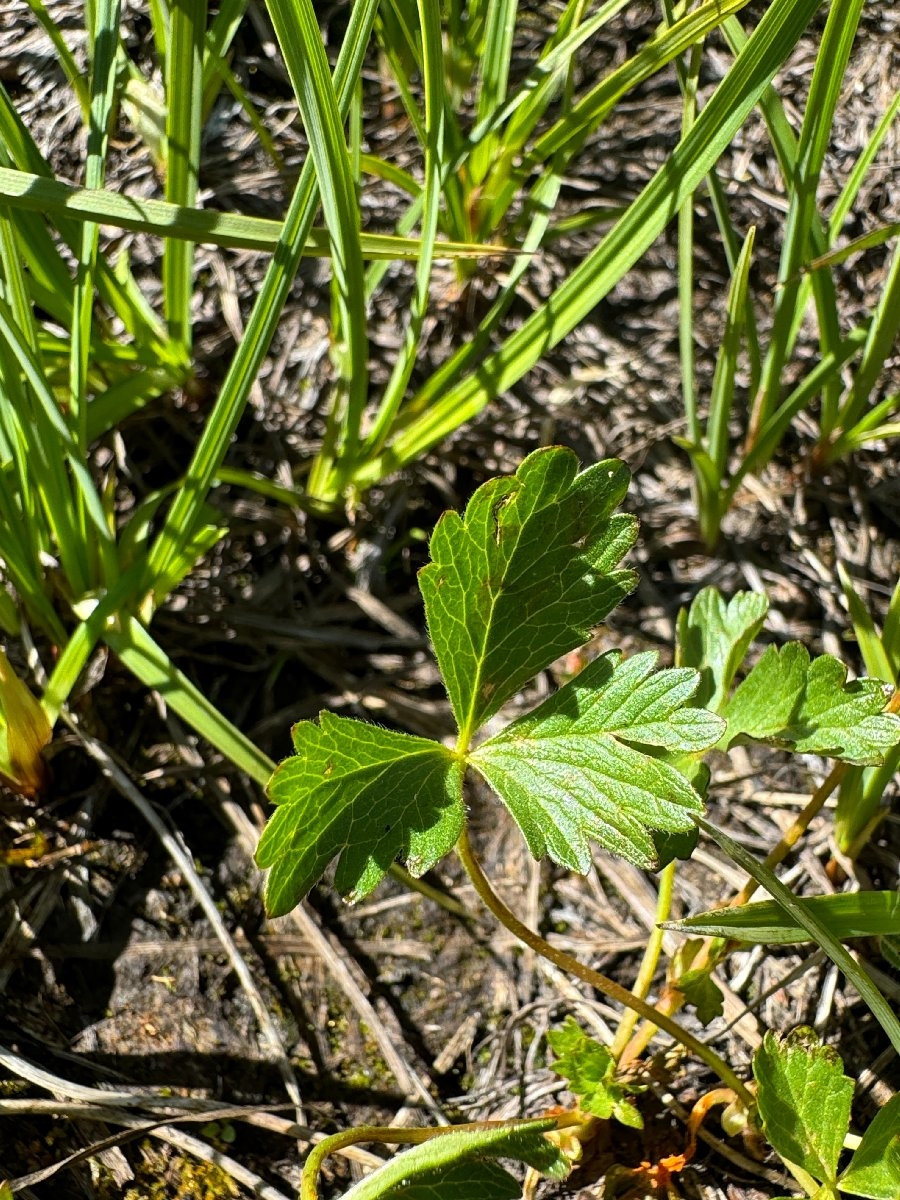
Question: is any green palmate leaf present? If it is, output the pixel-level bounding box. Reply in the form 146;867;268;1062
419;447;638;745
257;715;463;914
723;644;899;764
676;587;769;710
380;1159;521;1200
666;891;900;945
338;1121;569;1200
753;1028;853;1189
469;651;724;871
839;1093;900;1200
548;1016;642;1128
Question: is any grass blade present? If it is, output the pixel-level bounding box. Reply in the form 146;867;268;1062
732;324;869;494
699;817;900;1055
20;0;90;117
147;0;379;589
837;563;894;683
69;0;122;590
201;0;249;114
528;0;751;168
746;0;864;444
882;579;900;671
707;226;756;481
828;92;900;243
667;890;900;944
107;615;275;786
829;238;900;443
346;0;823;490
469;0;518;187
357;0;445;461
266;0;369;459
164;0;206;349
0;167;500;259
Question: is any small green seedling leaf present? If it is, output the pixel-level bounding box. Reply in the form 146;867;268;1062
839;1092;900;1199
666;891;900;944
676;588;769;710
753;1028;853;1190
340;1121;569;1200
380;1159;522;1200
469;651;724;871
257;716;463;914
670;939;724;1025
420;446;637;744
548;1016;643;1129
724;644;899;764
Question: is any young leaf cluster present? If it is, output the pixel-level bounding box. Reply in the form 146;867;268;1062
547;1016;643;1129
678;588;900;763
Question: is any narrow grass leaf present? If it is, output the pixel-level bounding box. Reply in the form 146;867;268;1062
200;0;249;113
733;324;869;492
675;33;704;450
0;166;499;258
147;0;379;587
666;891;900;944
69;0;121;592
749;0;864;442
699;817;900;1055
385;161;564;478
107;615;275;787
164;0;205;348
804;223;900;276
837;563;894;682
20;0;91;116
832;237;900;440
349;0;822;489
360;0;445;456
828;89;900;243
266;0;369;456
707;225;756;480
468;0;630;162
881;579;900;671
469;0;518;186
0;298;113;594
529;0;751;167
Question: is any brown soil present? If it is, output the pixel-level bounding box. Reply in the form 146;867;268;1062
0;2;898;1198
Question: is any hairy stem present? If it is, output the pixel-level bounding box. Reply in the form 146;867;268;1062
455;828;754;1106
610;859;675;1062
